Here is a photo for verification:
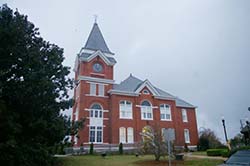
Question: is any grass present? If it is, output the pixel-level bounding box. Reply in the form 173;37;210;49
191;151;207;156
56;154;224;166
186;158;223;166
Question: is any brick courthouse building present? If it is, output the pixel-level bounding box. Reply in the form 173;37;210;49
72;22;198;149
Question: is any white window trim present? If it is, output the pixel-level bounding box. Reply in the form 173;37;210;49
127;127;134;143
184;129;190;143
182;109;188;122
140;103;153;120
160;104;172;121
142;89;150;94
119;127;126;143
85;94;109;98
89;126;103;144
98;84;105;97
90;83;96;95
119;100;133;119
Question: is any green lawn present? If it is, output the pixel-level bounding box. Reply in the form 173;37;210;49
56;155;224;166
191;151;207;156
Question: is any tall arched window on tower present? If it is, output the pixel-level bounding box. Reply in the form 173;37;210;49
160;104;171;121
141;100;153;120
89;103;103;143
119;100;132;119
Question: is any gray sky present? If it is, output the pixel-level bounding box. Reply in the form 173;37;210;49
3;0;250;142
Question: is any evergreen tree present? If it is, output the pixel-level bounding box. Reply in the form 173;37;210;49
0;4;73;166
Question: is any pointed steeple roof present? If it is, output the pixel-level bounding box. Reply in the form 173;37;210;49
84;23;114;55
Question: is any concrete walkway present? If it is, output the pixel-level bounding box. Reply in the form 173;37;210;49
184;152;227;160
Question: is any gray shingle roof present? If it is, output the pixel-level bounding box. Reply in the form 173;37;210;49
84;23;114;55
79;53;116;64
112;74;195;108
175;97;195;108
113;74;142;92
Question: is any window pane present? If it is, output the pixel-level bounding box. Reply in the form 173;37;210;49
161;114;165;119
141;101;150;106
184;129;190;143
127;128;134;143
89;126;95;142
182;109;188;122
90;110;94;117
95;110;98;117
99;111;102;118
91;104;102;110
90;83;96;95
166;114;170;119
120;100;132;119
98;84;104;96
119;127;126;143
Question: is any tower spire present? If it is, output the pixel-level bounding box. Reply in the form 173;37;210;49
83;19;114;55
93;14;98;24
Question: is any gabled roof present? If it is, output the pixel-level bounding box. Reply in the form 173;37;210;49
79;51;116;66
110;74;195;108
84;23;114;55
134;79;160;96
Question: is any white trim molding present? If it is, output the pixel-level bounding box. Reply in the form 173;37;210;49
79;76;115;84
84;108;109;112
80;50;116;66
108;90;139;96
135;80;159;96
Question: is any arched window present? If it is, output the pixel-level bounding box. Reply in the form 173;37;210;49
127;127;134;143
141;100;153;120
90;103;103;118
160;104;171;121
119;100;132;119
119;127;126;143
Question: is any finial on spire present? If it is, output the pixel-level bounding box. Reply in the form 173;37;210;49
93;14;98;23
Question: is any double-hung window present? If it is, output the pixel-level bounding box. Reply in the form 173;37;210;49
127;127;134;143
119;127;126;143
184;129;190;143
98;84;104;96
90;83;96;95
119;101;132;119
89;126;103;143
160;104;171;121
119;127;134;143
141;101;153;120
182;109;188;122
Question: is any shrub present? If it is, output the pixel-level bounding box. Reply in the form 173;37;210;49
207;149;228;156
119;143;123;154
221;150;230;157
89;143;94;154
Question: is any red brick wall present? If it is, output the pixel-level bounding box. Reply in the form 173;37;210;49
73;56;198;147
174;107;199;146
79;56;113;80
72;55;114;146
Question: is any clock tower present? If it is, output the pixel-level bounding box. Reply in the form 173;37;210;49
72;22;116;145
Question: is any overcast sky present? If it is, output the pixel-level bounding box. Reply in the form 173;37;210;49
3;0;250;142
